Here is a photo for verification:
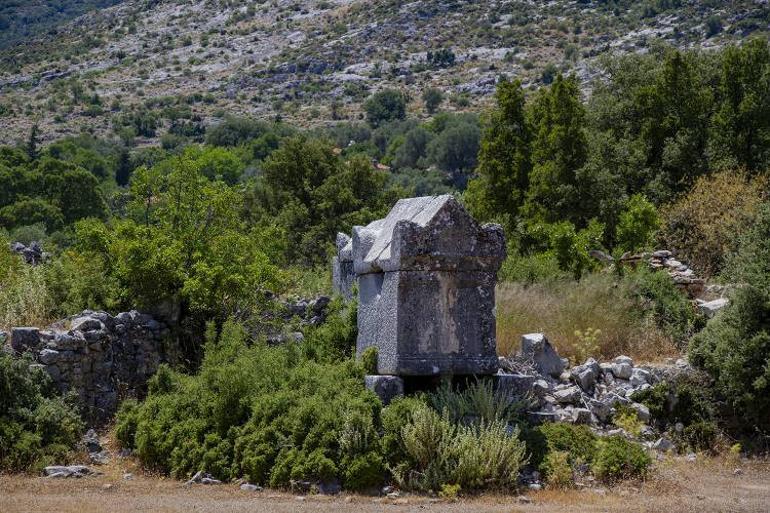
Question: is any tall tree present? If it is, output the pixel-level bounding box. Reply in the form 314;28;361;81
465;79;531;227
711;38;770;172
524;75;589;225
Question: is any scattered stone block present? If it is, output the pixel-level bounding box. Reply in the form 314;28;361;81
553;385;582;404
494;373;536;397
697;297;729;318
571;408;593;424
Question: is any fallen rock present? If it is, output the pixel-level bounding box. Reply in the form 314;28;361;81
553;385;582;404
240;483;262;492
521;333;564;378
185;471;222;485
652;437;675;452
697;298;729;318
44;465;100;478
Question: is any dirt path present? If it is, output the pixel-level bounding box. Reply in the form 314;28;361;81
2;457;769;513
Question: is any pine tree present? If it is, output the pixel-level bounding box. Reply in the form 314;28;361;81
524;74;588;225
465;79;531;227
26;124;40;160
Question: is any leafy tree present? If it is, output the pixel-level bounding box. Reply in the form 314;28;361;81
615;194;659;254
364;90;407;127
391;126;432;170
422;87;444;115
425;119;480;186
250;136;398;264
205;116;277;147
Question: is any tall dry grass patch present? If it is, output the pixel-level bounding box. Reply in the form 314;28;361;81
496;273;677;363
0;265;54;331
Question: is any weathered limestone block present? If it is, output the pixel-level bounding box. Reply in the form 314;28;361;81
364;375;404;405
494;373;537;397
332;233;356;299
352;195;505;376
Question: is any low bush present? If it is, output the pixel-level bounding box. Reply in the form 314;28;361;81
612;406;644;437
0;353;84;472
427;379;528;426
631;375;715;430
117;317;531;493
391;405;527;492
542;450;573;488
592;436;651;482
534;423;598;469
624;267;702;345
116;315;384;490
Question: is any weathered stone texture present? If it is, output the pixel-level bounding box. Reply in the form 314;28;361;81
332;233;355;299
8;310;166;422
351;195;505;376
364;374;404;405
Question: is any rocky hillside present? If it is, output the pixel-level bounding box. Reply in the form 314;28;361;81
0;0;768;143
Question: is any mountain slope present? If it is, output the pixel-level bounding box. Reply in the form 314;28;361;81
0;0;126;49
0;0;768;143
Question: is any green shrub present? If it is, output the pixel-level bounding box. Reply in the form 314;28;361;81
615;194;659;253
427;379;528;425
393;405;527;492
0;353;84;472
542;450;573;489
680;421;718;453
534;423;598;469
612;406;644;437
118;316;383;490
625;267;701;344
631;375;714;430
381;396;427;470
364;90;407;127
592;436;651;482
689;203;770;433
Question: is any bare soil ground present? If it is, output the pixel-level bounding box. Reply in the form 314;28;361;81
2;456;769;513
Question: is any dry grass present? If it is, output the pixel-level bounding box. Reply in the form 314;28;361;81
0;265;55;332
496;273;677;363
1;455;769;513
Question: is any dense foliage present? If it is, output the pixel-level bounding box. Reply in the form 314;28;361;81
467;38;770;277
689;204;770;434
116;316;532;492
0;352;84;471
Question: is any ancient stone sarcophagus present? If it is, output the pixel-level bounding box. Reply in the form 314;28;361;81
351;195;505;376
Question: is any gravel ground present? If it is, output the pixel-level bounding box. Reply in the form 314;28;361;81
1;457;769;513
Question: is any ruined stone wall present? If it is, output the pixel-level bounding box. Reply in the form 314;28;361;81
4;310;166;422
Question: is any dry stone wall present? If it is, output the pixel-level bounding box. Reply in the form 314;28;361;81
4;310;166;422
